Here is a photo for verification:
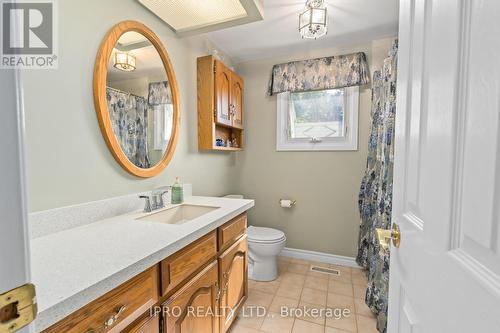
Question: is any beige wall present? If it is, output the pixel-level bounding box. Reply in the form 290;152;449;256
23;0;238;212
22;0;394;259
234;39;394;257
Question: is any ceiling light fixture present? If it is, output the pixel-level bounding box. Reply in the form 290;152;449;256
299;0;328;40
113;52;136;72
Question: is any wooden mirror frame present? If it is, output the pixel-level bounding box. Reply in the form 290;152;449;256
93;20;180;178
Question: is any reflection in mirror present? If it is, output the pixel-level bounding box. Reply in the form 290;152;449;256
106;31;173;169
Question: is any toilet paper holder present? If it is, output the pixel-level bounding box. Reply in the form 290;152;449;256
279;199;297;208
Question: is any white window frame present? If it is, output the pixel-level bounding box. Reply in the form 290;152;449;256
276;86;360;151
153;104;173;152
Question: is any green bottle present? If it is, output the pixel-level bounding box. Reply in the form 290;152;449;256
171;177;184;204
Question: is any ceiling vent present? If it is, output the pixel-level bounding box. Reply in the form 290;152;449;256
137;0;264;36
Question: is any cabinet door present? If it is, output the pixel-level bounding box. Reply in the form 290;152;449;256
214;60;232;127
163;261;220;333
230;74;244;129
123;315;159;333
219;235;248;333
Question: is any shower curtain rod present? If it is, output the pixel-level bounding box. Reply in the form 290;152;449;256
106;86;145;99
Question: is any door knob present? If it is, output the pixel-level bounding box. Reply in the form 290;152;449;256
391;223;401;248
375;223;401;249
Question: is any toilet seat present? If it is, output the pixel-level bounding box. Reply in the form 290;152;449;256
247;226;286;244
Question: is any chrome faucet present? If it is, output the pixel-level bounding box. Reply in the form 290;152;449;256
151;186;171;210
139;186;172;213
139;195;152;213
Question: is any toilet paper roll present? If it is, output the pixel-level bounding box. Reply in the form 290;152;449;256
280;199;294;208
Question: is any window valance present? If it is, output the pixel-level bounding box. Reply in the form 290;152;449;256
267;52;370;96
148;81;173;105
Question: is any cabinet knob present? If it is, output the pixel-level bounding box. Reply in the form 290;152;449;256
215;282;222;302
86;305;126;333
222;272;230;292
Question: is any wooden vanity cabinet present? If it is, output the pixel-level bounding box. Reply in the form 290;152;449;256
123;315;159;333
161;231;218;297
162;261;220;333
218;214;247;252
42;266;159;333
160;214;247;333
198;55;244;151
42;213;248;333
218;236;248;333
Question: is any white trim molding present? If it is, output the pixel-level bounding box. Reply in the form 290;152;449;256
280;247;361;268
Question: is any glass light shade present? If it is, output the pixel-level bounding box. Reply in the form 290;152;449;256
113;52;136;72
299;3;328;39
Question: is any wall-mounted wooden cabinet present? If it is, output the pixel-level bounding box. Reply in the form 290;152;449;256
198;55;244;151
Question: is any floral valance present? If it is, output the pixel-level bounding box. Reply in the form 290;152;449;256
267;52;370;95
148;81;173;105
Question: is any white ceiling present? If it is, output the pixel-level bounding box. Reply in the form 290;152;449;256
115;31;147;46
137;0;264;36
138;0;247;31
207;0;399;63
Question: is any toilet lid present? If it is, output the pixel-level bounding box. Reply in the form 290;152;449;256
247;226;286;243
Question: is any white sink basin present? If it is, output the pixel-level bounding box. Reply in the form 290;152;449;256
137;204;219;225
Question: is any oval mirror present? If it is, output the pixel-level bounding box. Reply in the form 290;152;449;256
93;21;180;178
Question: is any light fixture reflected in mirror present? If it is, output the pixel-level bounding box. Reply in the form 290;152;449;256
299;0;328;40
113;52;136;71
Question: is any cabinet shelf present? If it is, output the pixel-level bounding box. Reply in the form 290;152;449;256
197;55;244;151
210;146;243;152
214;121;243;131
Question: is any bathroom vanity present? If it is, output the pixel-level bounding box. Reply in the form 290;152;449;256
31;196;254;333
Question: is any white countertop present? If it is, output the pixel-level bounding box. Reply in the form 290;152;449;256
30;196;254;331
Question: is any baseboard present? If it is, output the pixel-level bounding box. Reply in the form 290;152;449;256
280;247;361;268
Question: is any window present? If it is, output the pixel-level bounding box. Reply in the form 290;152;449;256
276;87;359;151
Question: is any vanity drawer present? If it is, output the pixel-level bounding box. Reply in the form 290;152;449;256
43;266;159;333
161;231;217;296
218;213;247;251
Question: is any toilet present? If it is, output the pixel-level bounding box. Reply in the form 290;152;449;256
247;226;286;281
223;195;286;281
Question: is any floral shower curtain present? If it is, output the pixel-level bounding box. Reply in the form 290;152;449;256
357;40;398;333
106;87;150;168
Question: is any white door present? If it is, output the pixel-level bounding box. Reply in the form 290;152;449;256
388;0;500;332
0;67;35;331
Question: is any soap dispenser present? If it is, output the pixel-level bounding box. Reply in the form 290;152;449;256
171;177;184;204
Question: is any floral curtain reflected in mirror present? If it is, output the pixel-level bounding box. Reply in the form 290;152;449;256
106;87;150;168
105;81;173;169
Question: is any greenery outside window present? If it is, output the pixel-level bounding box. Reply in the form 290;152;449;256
276;87;359;151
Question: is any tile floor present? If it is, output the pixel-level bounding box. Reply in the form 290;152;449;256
228;256;378;333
